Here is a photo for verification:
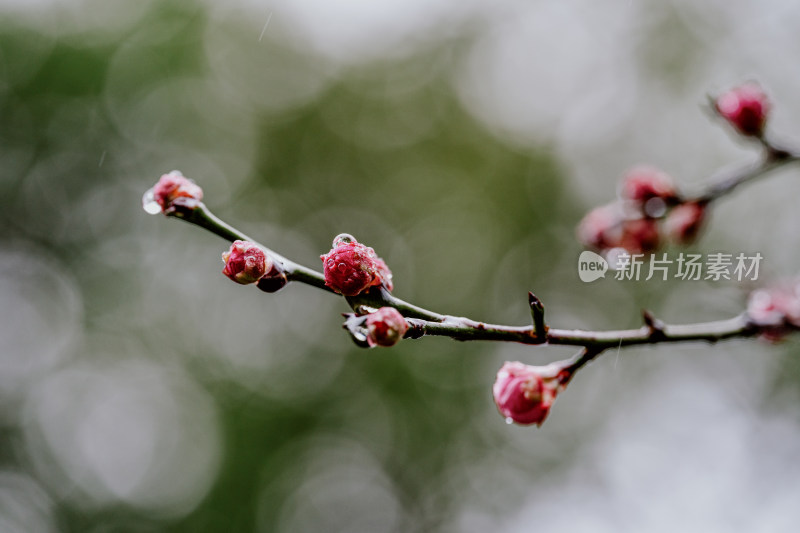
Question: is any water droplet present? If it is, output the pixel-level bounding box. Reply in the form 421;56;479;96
505;417;514;425
350;328;368;343
332;233;355;246
643;197;667;218
142;188;162;215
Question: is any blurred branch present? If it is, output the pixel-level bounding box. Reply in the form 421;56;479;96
697;140;799;203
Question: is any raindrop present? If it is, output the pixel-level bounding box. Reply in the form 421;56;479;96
332;233;355;246
141;187;161;215
643;197;667;218
505;417;514;425
350;327;368;343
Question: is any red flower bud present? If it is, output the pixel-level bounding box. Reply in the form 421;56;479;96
577;204;623;251
620;166;679;210
374;257;394;292
365;307;408;347
493;361;565;426
148;170;203;213
320;234;393;296
222;240;270;285
618;218;661;255
715;83;770;137
665;201;707;245
747;283;800;342
578;205;661;255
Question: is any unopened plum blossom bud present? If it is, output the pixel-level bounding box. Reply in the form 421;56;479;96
747;283;800;342
222;240;270;285
577;204;623;251
365;307;408;347
619;217;661;254
256;263;288;293
149;170;203;213
320;234;393;296
374;257;394;292
493;361;566;426
578;204;661;255
665;201;707;245
620;166;679;215
715;83;770;137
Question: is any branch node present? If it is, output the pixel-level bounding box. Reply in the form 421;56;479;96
642;309;666;339
528;292;548;341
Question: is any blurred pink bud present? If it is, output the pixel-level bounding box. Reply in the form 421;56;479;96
577;205;661;255
577;204;623;251
365;307;408;347
493;361;566;426
152;170;203;212
222;240;270;285
665;201;707;245
320;234;393;296
620;166;679;209
747;283;800;342
619;217;661;255
715;83;770;137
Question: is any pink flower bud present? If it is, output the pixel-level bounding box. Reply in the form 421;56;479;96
715;83;770;137
493;361;565;426
577;204;623;251
664;201;707;245
619;217;661;254
620;166;679;209
151;170;203;212
747;283;800;342
374;257;394;292
365;307;408;347
222;240;270;285
577;205;661;255
320;234;393;296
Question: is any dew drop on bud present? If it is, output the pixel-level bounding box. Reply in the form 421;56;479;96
142;187;161;215
351;325;368;343
332;233;356;247
505;417;514;425
643;197;667;218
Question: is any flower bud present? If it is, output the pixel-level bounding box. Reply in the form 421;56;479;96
374;258;394;292
747;283;800;342
222;240;270;285
577;204;623;251
618;217;661;255
620;166;679;210
365;307;408;347
578;204;661;255
150;170;203;213
665;201;707;245
493;361;565;426
715;83;770;137
320;235;393;296
256;263;289;293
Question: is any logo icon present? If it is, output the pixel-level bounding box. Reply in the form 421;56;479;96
578;251;608;282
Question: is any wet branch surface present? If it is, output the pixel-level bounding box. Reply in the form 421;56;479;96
156;131;798;374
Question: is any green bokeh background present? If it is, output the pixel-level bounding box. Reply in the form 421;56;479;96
3;1;800;531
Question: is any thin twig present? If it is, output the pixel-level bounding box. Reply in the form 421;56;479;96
155;133;791;364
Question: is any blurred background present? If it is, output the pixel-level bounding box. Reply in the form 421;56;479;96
3;0;800;531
